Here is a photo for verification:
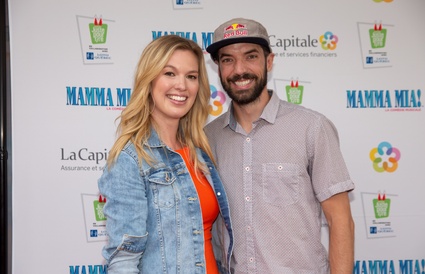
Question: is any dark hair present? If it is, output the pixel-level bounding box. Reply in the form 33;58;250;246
211;44;271;61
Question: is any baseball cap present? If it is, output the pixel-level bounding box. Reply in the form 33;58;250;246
206;18;271;56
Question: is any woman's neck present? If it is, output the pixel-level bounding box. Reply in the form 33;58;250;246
152;119;182;150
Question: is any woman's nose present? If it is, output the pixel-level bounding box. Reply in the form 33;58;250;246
174;76;187;90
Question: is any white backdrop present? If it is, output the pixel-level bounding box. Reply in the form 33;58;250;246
9;0;425;273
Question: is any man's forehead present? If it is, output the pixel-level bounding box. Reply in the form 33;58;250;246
218;42;263;55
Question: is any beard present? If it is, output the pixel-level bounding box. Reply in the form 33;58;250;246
220;64;268;105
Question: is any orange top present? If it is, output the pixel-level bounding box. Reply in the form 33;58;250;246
176;147;219;274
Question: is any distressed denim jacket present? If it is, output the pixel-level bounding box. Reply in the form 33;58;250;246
98;130;233;274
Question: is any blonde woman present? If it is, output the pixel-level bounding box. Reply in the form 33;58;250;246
98;35;233;274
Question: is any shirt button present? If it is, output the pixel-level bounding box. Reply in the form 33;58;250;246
249;257;254;263
247;226;251;230
245;196;251;201
246;137;251;142
245;166;250;172
217;192;221;196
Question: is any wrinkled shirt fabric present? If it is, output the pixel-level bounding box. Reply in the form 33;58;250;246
205;90;354;274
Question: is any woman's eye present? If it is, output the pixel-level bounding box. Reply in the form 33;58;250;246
164;71;175;76
187;75;198;80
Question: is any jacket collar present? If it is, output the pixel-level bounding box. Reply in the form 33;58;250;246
143;128;165;148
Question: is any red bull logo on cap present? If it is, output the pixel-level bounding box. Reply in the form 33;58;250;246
223;23;248;39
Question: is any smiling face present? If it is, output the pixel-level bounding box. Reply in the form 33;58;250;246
150;49;199;125
217;43;273;105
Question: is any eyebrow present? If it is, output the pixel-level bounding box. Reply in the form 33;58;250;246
219;48;260;59
163;64;199;74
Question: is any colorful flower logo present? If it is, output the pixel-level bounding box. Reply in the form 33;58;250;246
208;85;226;116
319;31;338;50
369;141;401;172
373;0;393;2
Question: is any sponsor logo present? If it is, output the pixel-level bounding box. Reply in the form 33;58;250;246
60;148;108;172
369;22;387;49
373;192;391;218
274;78;311;105
81;194;107;242
224;23;246;31
361;191;397;238
270;31;339;58
173;0;203;9
272;31;339;51
208;85;227;117
357;21;393;68
285;79;304;104
89;16;108;44
319;31;338;50
94;195;107;222
222;23;248;39
76;15;115;64
370;142;401;173
373;0;393;2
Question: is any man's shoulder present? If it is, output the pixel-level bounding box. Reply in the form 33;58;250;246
205;114;226;133
278;99;327;121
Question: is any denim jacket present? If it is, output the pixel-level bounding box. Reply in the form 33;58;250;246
98;130;233;274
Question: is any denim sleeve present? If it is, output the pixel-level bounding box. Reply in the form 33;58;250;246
98;151;148;273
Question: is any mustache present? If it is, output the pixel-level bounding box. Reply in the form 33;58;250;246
228;73;257;82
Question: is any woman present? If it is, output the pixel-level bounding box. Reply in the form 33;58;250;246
98;35;233;274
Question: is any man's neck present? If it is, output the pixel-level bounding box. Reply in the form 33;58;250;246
232;89;271;134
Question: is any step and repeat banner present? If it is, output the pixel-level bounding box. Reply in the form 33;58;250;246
9;0;424;273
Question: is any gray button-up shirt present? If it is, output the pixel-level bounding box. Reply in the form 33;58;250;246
205;90;354;274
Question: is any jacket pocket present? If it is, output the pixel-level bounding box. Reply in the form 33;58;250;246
148;169;178;208
262;163;300;207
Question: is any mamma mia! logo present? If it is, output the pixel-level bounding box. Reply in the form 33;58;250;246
346;89;422;111
69;265;107;274
152;31;213;51
66;86;131;108
354;259;425;274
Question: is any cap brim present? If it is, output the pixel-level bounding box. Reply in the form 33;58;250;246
206;37;270;56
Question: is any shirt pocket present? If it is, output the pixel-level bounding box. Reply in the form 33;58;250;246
148;169;178;209
262;163;300;207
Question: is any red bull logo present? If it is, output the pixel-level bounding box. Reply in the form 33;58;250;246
223;23;248;39
224;23;246;31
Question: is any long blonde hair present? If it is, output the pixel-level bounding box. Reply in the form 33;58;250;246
107;35;214;172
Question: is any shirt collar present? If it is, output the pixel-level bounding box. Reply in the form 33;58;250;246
225;90;279;130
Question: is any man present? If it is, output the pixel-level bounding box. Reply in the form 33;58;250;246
206;18;355;273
